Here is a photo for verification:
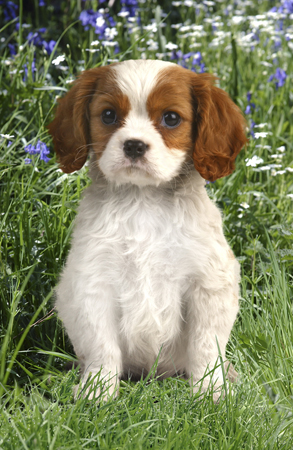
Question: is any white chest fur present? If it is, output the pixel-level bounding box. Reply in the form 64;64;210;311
56;170;238;380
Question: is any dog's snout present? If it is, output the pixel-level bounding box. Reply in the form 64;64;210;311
123;139;149;160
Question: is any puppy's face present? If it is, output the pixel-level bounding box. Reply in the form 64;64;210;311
90;61;194;186
49;60;247;184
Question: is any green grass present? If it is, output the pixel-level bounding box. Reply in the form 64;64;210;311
0;0;293;448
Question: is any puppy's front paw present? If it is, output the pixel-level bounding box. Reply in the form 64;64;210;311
191;379;225;403
190;361;237;403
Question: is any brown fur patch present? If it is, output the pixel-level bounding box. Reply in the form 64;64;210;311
190;73;248;181
147;65;247;181
89;76;131;161
147;66;194;155
48;65;130;173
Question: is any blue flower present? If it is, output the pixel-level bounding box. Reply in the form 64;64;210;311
8;43;16;55
0;1;18;22
27;28;56;55
25;144;39;155
43;40;56;55
24;140;50;163
270;1;293;14
248;120;256;139
182;52;192;60
39;0;46;5
172;51;205;73
79;10;98;30
274;38;282;50
192;52;202;66
283;0;293;13
121;0;138;17
27;30;45;47
79;9;116;39
269;68;287;88
245;105;252;114
37;141;51;162
245;92;256;115
23;60;37;82
171;50;183;60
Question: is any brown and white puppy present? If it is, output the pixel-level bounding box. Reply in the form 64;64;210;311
49;59;246;401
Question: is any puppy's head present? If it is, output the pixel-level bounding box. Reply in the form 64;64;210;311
48;60;247;185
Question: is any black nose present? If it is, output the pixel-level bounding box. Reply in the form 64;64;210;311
123;139;149;160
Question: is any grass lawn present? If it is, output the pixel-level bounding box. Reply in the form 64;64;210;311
0;0;293;448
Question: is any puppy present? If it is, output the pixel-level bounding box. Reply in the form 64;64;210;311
49;59;247;401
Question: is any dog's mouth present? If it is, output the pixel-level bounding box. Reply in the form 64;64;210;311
105;157;161;186
114;158;153;177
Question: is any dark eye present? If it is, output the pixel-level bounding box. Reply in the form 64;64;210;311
101;109;117;125
162;112;181;128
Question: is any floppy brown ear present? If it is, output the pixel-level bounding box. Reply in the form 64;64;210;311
48;68;103;173
191;74;248;182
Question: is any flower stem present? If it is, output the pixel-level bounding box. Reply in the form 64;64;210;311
18;0;23;47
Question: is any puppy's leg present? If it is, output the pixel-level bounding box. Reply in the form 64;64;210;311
185;281;239;402
56;283;122;401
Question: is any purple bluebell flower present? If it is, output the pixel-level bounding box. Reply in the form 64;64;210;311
23;60;37;82
269;68;287;88
245;105;252;114
276;20;284;32
274;38;282;50
193;52;202;66
173;51;205;72
106;14;116;28
39;0;46;6
43;39;56;55
182;52;194;60
27;30;45;47
37;141;51;162
27;28;56;55
79;10;98;30
245;92;256;115
192;52;205;73
121;0;138;17
171;49;183;60
8;43;16;55
172;50;205;72
283;0;293;13
24;140;50;163
25;143;39;155
274;1;293;13
79;9;115;40
0;1;18;22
